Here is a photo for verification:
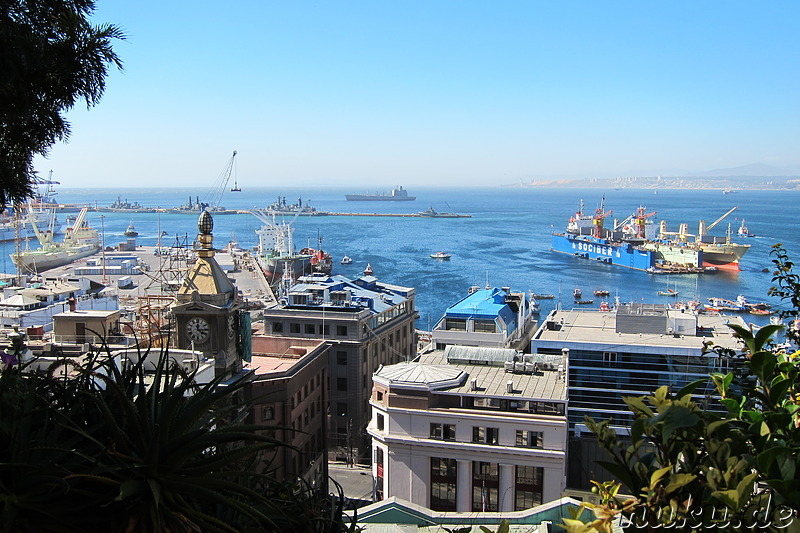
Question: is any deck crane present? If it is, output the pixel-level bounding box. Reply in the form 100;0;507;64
201;150;238;211
699;206;738;237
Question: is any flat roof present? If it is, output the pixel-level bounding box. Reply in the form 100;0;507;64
415;350;567;402
533;309;745;351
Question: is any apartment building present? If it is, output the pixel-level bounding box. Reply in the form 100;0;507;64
368;345;567;512
262;272;417;460
249;335;329;491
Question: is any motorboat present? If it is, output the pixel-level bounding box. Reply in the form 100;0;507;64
341;255;353;265
430;251;451;260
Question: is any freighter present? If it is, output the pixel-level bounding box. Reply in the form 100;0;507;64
11;208;100;273
345;185;415;201
551;199;750;272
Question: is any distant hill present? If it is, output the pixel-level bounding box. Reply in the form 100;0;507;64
694;163;800;177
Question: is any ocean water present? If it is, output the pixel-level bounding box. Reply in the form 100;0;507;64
3;186;798;329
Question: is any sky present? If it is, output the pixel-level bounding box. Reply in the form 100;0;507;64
33;1;800;189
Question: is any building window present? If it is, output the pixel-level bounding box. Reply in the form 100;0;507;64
472;462;499;512
515;465;543;510
377;413;384;431
377;391;384;402
473;319;496;333
472;426;499;445
272;322;283;333
445;318;467;331
603;351;618;367
337;325;348;336
290;323;301;334
430;458;457;512
305;323;316;334
262;406;274;421
337;378;347;391
515;430;544;448
336;351;347;365
375;447;385;500
430;423;456;440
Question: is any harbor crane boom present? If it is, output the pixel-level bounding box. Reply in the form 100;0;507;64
202;150;237;211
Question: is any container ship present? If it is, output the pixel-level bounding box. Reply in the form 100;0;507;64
345;185;415;201
551;199;750;272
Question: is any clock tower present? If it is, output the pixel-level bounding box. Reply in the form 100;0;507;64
171;210;243;379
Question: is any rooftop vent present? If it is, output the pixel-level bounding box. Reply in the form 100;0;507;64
506;380;513;393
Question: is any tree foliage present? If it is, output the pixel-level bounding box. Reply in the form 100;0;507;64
563;245;800;533
0;344;354;532
0;0;123;206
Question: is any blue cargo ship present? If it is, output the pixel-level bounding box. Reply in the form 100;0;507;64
550;198;657;271
551;233;655;270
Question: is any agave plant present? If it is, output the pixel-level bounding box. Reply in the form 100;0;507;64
0;342;352;532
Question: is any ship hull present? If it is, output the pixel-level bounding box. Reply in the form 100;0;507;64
551;234;655;271
11;244;100;272
345;195;416;201
700;244;750;270
257;254;312;284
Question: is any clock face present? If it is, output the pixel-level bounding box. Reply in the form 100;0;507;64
186;317;210;343
227;314;237;339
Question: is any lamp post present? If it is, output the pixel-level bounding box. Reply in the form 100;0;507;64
100;215;106;284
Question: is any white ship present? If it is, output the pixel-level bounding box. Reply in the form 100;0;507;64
11;208;100;273
0;203;62;243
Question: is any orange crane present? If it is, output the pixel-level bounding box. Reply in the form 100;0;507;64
592;195;613;238
632;206;657;239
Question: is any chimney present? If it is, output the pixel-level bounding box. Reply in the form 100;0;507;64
68;297;76;312
506;380;513;393
470;378;478;391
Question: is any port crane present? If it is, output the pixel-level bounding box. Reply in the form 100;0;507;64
201;150;238;211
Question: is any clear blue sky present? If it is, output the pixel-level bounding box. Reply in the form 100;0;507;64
34;1;799;188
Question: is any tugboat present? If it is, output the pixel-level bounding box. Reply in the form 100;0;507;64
363;263;373;276
124;221;138;237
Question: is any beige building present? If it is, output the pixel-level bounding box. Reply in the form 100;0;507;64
249;335;329;491
262;273;417;461
368;345;567;512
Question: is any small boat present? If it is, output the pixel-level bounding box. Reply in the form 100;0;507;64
737;219;754;237
533;293;555;299
593;289;610;297
573;288;582;299
341;255;353;265
575;299;594;305
430;251;452;260
363;263;373;276
123;221;138;237
599;301;611;312
658;289;679;297
749;308;772;316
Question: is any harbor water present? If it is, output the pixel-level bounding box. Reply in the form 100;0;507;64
2;186;797;329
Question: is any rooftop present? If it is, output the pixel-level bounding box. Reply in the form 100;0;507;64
533;307;745;352
376;345;567;402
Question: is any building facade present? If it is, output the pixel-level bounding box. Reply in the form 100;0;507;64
530;303;746;490
249;335;329;491
261;272;417;460
368;346;567;512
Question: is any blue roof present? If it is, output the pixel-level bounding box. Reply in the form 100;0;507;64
444;288;514;322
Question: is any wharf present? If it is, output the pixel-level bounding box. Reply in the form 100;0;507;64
27;245;277;311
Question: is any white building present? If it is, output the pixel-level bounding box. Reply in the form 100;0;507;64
368;345;567;513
